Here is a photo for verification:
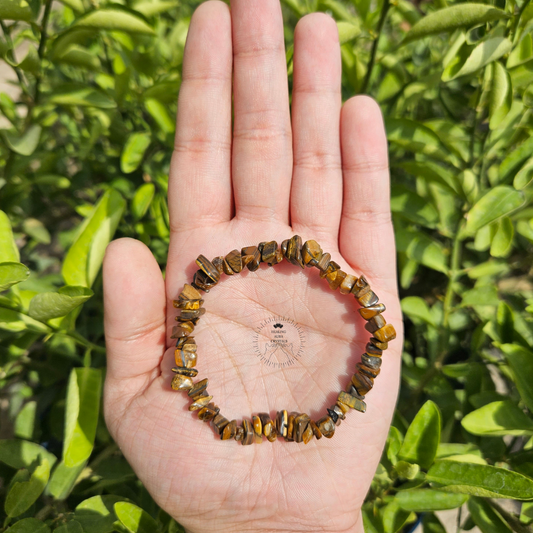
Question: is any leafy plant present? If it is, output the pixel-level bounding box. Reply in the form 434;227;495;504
1;0;533;531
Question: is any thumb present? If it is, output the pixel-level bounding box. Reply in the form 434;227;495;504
103;238;166;409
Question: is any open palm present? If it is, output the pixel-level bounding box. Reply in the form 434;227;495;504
103;1;404;531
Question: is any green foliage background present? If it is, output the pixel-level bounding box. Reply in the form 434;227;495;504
1;0;533;530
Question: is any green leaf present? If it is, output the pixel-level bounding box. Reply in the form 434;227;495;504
48;83;116;108
508;33;533;69
0;262;30;292
29;286;93;322
386;118;450;162
396;160;460;195
402;4;510;44
444;38;512;81
5;459;51;517
500;344;533;412
336;21;360;44
382;501;415;533
63;367;102;467
427;461;533;499
396;228;448;273
74;495;125;533
5;518;50;533
144;99;174;134
500;136;533;181
489;62;513;129
390;185;439;227
0;211;19;262
497;301;514;343
54;521;84;533
0;439;57;469
422;514;446;533
395;460;420;480
15;401;36;440
462;186;525;237
46;459;86;500
73;9;155;34
0;0;33;20
524;84;533;107
62;188;126;287
132;183;155;220
114;502;160;533
513;157;533;189
460;286;500;307
401;296;436;326
398;400;441;469
490;217;514;257
462;401;533;436
133;0;178;17
468;498;513;533
55;45;101;70
396;490;468;511
3;125;41;156
23;218;51;244
121;132;151;174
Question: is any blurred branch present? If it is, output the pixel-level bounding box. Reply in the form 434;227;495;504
34;0;54;107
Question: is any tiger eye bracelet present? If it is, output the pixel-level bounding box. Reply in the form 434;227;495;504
170;236;396;444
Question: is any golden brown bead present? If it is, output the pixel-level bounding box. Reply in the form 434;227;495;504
286;235;304;268
173;299;204;310
364;314;387;334
275;410;288;438
370;337;388;350
362;354;382;371
241;246;261;272
336;401;350;415
198;403;219;421
374;324;397;343
302;423;314;444
339;274;357;295
258;413;273;437
351;372;374;396
222;420;237;440
196;254;221;282
234;425;244;441
294;413;310;443
317;415;335;438
357;290;379;307
175;349;197;369
211;256;225;275
353;398;367;413
365;342;383;356
222;259;235;276
337;391;360;410
189;395;213;411
302;240;322;267
171;374;193;391
172;367;198;377
193;270;217;291
252;415;263;443
178;284;202;302
359;303;386;320
274;249;284;264
187;378;208;399
286;412;298;441
213;414;230;437
225;249;243;273
351;276;370;298
357;363;380;379
261;241;278;264
171;322;195;338
266;427;278;442
242;418;254;445
346;383;365;400
327;269;346;291
310;420;322;440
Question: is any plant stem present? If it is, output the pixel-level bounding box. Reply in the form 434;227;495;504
361;0;391;94
510;0;532;40
469;83;483;168
34;0;54;107
490;500;532;533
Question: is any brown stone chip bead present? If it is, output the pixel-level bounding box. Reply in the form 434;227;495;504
336;401;350;415
359;303;386;320
222;259;234;276
179;308;206;320
213;414;230;437
347;383;365;401
339;274;357;295
294;413;310;443
176;336;196;349
317;416;335;438
196;254;221;282
351;372;374;396
370;337;388;350
317;252;331;273
310;420;322;440
358;290;379;308
188;378;208;399
222;420;237;440
281;239;289;257
327;269;346;291
365;342;383;356
193;270;217;291
261;241;278;264
276;410;288;438
225;249;243;273
266;427;278;442
337;391;360;410
178;283;202;302
302;423;314;444
286;235;304;268
172;367;199;377
286;412;298;441
258;413;273;437
189;395;213;411
171;322;195;338
252;415;263;443
211;256;225;275
351;276;370;298
175;315;200;326
242;419;254;445
357;362;380;379
198;403;219;421
302;240;322;267
332;405;345;423
173;298;204;310
364;314;387;334
241;246;261;272
362;354;382;370
175;349;197;369
234;425;244;442
171;374;193;391
353;398;367;413
374;324;397;343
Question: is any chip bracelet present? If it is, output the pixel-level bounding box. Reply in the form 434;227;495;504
170;236;396;444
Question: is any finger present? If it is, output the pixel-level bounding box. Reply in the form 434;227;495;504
168;0;233;233
231;0;292;224
290;13;343;243
339;96;398;294
103;238;166;393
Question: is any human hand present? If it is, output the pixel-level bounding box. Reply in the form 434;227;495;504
103;1;404;532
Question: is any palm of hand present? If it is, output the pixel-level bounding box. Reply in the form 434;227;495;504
103;2;403;532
